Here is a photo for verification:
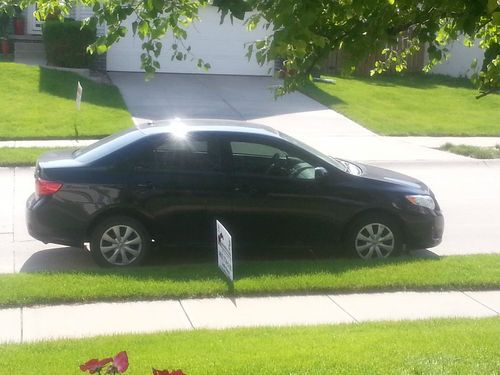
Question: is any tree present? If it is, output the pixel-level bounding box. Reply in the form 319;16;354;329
27;0;500;95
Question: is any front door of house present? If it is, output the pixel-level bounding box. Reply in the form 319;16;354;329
26;5;43;35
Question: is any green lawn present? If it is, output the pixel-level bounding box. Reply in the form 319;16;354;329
1;318;498;374
1;254;498;308
0;62;132;139
302;74;500;136
439;143;500;159
0;147;69;166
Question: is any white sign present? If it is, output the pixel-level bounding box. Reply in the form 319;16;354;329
76;81;83;110
216;220;233;282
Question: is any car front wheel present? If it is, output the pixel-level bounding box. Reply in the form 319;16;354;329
90;216;150;267
347;215;402;260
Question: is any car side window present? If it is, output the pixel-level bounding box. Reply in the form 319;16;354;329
230;141;316;179
134;135;221;172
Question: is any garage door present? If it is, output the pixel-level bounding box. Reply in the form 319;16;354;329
107;6;272;76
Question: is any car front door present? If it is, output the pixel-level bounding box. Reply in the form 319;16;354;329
223;135;337;255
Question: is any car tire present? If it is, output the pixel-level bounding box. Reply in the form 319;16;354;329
346;214;402;260
90;216;150;267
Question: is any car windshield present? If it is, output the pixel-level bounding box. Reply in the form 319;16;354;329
73;128;143;163
278;131;347;172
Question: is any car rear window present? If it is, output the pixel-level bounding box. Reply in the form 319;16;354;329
74;128;144;163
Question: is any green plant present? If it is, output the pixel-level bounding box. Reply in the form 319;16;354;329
43;20;96;68
0;1;16;39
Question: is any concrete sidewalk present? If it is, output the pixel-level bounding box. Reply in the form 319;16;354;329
0;291;498;344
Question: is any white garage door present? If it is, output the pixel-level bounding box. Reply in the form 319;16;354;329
107;6;272;76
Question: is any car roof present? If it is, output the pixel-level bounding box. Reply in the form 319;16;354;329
135;118;282;139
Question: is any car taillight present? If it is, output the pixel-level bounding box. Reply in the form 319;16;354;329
36;178;63;197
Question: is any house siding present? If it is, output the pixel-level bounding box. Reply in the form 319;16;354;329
429;37;484;78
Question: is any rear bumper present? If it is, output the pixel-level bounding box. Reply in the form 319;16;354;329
26;193;85;247
402;210;444;250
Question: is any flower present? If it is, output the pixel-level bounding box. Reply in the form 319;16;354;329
152;369;186;375
79;358;113;374
111;351;129;373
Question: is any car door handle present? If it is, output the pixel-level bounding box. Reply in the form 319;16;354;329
136;182;154;189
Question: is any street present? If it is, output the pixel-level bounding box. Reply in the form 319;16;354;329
1;159;499;273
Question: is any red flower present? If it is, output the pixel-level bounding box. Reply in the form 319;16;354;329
152;369;186;375
79;358;113;374
111;351;129;373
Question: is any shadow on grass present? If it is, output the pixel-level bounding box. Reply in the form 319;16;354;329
38;67;128;109
333;73;476;90
18;244;440;282
301;82;346;107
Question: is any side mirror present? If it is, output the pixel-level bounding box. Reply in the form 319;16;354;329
314;167;328;181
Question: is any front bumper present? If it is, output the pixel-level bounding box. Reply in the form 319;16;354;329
402;210;444;250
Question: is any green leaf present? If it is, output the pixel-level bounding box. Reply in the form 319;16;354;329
471;58;478;70
487;0;499;14
138;21;149;38
493;12;500;26
96;44;108;54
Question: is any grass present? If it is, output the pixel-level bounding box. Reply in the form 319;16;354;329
0;62;132;139
302;74;500;136
439;143;500;159
0;317;499;374
0;147;70;166
0;254;499;308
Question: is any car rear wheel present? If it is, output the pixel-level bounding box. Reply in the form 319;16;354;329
90;216;150;267
347;215;402;260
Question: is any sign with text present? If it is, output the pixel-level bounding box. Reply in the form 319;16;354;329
216;220;233;282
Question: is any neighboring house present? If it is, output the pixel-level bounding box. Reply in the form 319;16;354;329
428;36;485;78
20;4;273;76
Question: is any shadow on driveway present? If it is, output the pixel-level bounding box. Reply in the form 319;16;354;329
19;247;95;273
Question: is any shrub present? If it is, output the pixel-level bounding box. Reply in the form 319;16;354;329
43;20;96;68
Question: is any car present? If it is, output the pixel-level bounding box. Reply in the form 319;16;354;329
26;119;444;267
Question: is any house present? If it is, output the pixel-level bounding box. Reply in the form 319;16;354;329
18;4;273;76
18;4;483;78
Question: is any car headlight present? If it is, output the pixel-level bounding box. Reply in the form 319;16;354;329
405;195;436;210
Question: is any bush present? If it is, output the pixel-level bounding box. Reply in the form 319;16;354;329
43;20;96;68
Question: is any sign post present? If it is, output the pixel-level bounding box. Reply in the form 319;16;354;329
74;81;83;140
216;220;233;282
76;81;83;111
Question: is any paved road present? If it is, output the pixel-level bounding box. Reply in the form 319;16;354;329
1;160;498;273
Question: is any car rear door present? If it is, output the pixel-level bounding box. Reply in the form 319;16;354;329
126;132;226;246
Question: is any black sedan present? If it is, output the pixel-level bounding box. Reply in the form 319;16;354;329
26;119;444;267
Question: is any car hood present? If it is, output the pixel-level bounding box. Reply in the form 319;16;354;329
356;162;430;194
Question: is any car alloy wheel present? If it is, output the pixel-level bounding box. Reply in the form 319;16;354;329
100;225;143;266
90;216;150;267
354;223;395;259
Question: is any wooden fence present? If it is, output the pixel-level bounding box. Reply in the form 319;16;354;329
321;39;426;75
